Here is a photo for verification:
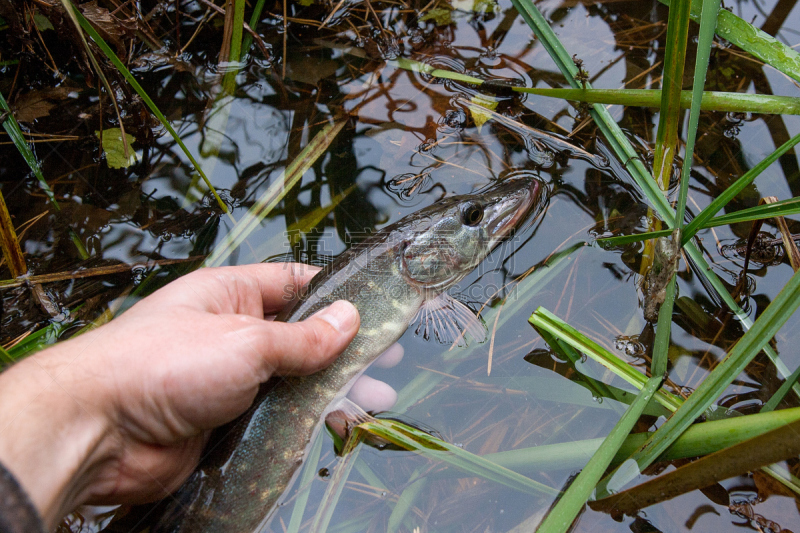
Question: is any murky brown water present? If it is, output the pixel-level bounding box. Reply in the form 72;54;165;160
3;0;800;531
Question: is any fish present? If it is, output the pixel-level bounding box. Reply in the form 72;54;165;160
153;176;546;532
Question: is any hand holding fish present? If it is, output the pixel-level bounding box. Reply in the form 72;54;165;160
0;263;360;530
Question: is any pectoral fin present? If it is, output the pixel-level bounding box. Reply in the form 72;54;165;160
413;293;487;345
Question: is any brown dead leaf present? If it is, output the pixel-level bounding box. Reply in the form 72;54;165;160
78;1;137;56
13;87;73;123
753;469;800;502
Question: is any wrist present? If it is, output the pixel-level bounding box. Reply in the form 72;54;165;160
0;336;117;528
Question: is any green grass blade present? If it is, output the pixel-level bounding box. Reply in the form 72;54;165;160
597;229;673;246
512;88;800;115
0;91;88;258
387;476;428;533
204;117;347;267
392;54;800;116
70;5;228;215
682;131;800;243
357;419;560;497
652;0;691;192
227;0;246;66
485;406;800;475
760;363;800;413
762;464;800;497
242;0;268;54
529;307;684;412
0;91;52;205
659;0;800;83
675;0;721;226
651;274;676;377
310;434;363;533
699;197;800;226
536;375;663;533
597;266;800;497
599;197;800;246
286;432;325;533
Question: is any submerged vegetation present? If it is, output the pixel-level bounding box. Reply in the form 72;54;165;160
2;0;800;531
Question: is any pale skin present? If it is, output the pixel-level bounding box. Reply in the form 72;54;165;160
0;263;377;529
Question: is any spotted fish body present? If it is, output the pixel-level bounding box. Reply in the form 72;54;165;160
155;177;545;532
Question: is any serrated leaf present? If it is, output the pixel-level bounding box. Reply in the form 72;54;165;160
96;128;137;169
468;94;499;131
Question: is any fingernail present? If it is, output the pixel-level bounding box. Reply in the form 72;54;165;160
316;301;358;332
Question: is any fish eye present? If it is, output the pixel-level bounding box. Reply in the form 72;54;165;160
462;202;484;226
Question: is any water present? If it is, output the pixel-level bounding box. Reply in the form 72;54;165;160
3;0;800;531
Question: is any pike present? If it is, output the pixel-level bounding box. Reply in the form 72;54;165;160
154;177;546;532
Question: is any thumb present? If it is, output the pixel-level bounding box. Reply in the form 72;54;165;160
258;300;360;376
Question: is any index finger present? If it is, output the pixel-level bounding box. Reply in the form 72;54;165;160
147;263;322;316
257;262;321;313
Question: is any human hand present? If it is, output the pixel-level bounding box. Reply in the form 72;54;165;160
0;264;360;529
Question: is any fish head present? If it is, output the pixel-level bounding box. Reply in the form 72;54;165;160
399;177;546;291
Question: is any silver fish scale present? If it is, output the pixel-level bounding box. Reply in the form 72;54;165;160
161;237;423;533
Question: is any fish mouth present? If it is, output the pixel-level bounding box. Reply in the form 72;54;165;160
484;177;543;243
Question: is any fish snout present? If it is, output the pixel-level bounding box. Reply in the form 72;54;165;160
485;177;544;240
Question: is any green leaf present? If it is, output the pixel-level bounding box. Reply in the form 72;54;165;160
471;0;498;13
419;8;453;26
387;475;428;533
96;128;138;169
33;12;53;32
468;94;499;131
596;229;674;246
536;376;663;533
391;57;484;84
